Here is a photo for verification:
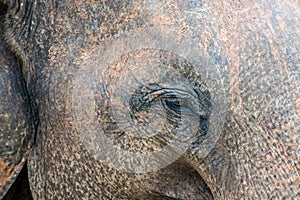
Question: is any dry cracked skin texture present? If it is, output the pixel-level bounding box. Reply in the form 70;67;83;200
0;0;299;199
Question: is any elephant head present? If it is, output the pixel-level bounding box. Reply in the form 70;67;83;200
0;0;299;199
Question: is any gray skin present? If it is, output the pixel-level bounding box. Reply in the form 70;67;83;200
0;0;300;199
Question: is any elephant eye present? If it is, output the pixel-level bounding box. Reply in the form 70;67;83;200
163;95;193;116
128;84;201;130
165;99;181;112
129;84;195;116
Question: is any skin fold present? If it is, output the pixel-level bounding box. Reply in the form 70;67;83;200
0;4;34;199
0;0;299;199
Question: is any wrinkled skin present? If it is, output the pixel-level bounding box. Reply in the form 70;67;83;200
0;0;299;199
0;4;34;199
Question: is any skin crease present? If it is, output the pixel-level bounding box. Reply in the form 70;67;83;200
0;4;34;199
0;0;299;199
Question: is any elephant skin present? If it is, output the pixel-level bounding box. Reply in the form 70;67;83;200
0;0;299;199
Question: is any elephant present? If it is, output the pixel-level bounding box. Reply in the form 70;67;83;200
0;0;299;199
